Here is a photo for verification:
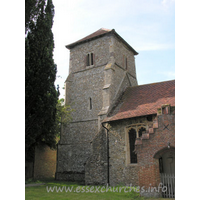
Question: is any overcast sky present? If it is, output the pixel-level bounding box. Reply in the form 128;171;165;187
52;0;175;98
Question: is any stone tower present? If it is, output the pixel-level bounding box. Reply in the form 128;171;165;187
56;28;138;182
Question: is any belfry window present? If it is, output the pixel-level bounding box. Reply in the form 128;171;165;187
86;53;94;66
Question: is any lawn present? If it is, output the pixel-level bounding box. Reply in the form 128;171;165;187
25;179;173;200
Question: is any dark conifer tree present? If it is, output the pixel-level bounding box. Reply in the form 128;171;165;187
25;0;38;33
25;0;58;161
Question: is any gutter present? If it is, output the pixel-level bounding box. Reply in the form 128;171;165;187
102;122;110;185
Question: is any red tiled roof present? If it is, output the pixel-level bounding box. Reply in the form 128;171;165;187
103;80;175;123
65;28;138;55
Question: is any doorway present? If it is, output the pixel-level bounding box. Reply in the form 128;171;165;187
155;147;175;198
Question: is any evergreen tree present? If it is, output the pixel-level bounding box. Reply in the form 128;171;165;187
25;0;38;33
25;0;58;161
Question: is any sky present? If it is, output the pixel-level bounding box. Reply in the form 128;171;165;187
52;0;175;99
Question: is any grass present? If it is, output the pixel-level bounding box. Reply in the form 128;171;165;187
25;179;173;200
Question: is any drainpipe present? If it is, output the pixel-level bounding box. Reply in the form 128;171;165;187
102;122;110;185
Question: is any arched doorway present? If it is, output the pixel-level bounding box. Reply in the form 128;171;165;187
154;147;175;198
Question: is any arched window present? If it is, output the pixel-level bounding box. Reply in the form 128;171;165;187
128;128;137;163
126;124;148;165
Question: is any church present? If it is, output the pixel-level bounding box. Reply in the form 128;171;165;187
55;28;175;197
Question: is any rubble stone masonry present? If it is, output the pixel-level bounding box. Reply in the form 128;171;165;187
56;32;137;182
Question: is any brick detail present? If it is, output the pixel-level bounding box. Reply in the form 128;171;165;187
149;128;154;134
138;162;160;188
153;120;158;128
142;133;149;140
135;105;171;146
137;111;175;192
135;138;142;145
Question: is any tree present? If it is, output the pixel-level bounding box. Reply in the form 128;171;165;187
55;98;74;139
25;0;41;33
25;0;58;161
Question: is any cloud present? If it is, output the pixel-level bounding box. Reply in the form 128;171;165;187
162;0;175;7
136;42;174;51
118;23;174;51
157;71;175;79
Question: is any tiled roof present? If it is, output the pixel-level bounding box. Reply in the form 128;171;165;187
66;28;112;49
65;28;138;55
103;80;175;123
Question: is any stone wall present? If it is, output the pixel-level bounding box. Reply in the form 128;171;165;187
85;127;108;185
108;116;151;186
67;67;105;121
98;35;138;119
69;36;111;74
57;35;111;182
83;34;138;185
113;36;137;78
34;144;57;179
110;64;137;108
57;32;138;182
106;106;175;197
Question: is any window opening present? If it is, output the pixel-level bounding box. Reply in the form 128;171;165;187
129;128;137;163
87;54;90;66
89;97;92;110
91;53;93;65
86;53;94;66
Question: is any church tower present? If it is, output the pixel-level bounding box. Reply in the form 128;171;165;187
56;28;138;182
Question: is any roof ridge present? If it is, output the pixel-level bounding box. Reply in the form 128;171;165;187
100;28;112;32
65;28;113;49
65;28;138;55
133;79;175;88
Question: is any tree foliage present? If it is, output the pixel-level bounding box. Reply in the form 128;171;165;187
25;0;58;161
55;98;74;138
25;0;41;33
